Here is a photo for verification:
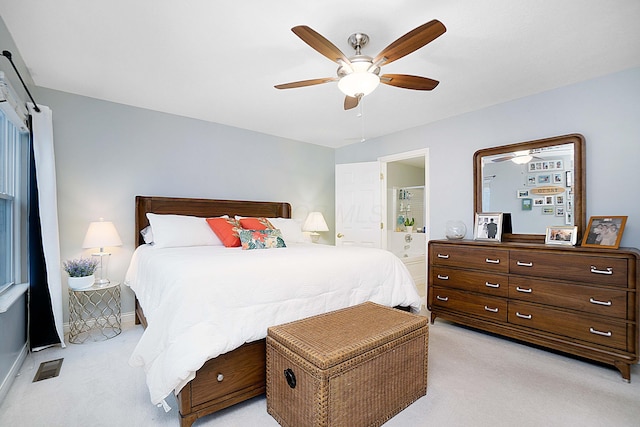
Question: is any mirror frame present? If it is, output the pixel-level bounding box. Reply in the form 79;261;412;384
474;134;586;244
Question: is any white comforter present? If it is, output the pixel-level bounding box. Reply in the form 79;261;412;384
125;243;422;405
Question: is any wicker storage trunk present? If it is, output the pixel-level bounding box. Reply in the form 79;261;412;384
266;302;428;427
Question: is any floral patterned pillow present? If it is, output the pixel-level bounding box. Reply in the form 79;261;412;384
206;217;242;247
238;229;286;250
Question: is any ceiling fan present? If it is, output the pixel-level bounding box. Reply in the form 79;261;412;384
275;20;446;110
491;150;542;164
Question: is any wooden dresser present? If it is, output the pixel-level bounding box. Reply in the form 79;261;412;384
427;239;639;381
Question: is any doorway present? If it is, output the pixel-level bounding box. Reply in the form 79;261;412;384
379;149;428;299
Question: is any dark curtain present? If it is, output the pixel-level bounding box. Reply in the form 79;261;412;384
28;137;61;349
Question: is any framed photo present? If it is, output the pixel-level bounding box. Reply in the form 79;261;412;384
537;174;551;184
521;198;532;211
542;206;554;215
545;226;578;245
517;189;530;198
581;216;628;249
474;212;503;242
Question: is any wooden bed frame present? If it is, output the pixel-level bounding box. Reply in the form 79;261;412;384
134;196;291;427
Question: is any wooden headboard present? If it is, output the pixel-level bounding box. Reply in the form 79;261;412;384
135;196;292;247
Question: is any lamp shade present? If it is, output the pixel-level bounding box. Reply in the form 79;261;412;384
82;220;123;249
302;212;329;232
337;62;380;97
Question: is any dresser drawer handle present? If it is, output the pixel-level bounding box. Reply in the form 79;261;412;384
516;261;533;267
515;286;532;293
589;297;612;306
437;274;449;280
436;295;449;302
485;282;500;288
589;327;612;337
437;254;450;259
484;305;499;313
217;373;224;382
515;312;532;320
590;266;613;275
485;258;500;264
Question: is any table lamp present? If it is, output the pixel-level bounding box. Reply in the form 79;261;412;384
302;212;329;243
82;218;122;286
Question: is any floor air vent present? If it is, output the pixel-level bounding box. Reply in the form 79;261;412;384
33;358;63;382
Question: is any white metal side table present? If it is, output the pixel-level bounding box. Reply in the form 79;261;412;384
68;281;121;343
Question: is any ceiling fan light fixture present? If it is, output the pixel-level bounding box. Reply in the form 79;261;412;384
511;150;533;164
338;61;380;97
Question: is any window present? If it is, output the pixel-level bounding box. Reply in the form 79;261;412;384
0;108;29;295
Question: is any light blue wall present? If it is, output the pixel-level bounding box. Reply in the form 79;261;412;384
336;67;640;249
35;87;336;320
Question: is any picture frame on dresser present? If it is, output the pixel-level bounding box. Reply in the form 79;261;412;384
581;216;628;249
474;212;503;242
545;225;577;245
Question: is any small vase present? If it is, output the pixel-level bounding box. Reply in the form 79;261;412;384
406;226;413;234
68;274;95;290
445;220;467;240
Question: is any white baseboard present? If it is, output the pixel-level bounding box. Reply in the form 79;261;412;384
0;342;28;405
63;311;137;337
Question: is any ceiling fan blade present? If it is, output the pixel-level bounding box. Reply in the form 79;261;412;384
380;74;439;90
292;26;352;65
492;155;516;162
373;20;446;66
344;95;361;110
275;77;337;90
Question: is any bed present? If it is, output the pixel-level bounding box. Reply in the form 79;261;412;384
127;196;422;427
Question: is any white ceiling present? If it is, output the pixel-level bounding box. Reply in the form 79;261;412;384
1;0;639;148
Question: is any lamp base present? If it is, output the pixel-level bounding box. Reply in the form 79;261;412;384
309;232;320;243
94;278;111;288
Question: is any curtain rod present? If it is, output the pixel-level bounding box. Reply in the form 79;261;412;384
1;50;40;113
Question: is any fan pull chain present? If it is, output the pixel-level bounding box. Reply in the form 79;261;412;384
359;100;365;142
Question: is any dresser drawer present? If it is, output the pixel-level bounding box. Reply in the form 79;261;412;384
430;244;509;273
509;250;628;287
508;302;628;351
508;277;628;319
432;267;508;297
431;286;507;322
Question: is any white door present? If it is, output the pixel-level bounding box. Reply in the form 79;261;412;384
335;162;383;247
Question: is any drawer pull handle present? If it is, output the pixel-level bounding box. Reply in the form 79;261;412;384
590;266;613;275
437;254;450;259
589;297;612;306
484;305;499;313
436;295;449;302
515;312;532;320
516;286;532;293
516;261;533;267
437;274;449;280
217;373;224;382
485;258;500;264
485;282;500;288
589;327;612;337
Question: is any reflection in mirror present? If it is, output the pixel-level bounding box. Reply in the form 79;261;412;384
474;134;585;243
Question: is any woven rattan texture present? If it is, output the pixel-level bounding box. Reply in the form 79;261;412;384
266;302;428;427
267;302;427;369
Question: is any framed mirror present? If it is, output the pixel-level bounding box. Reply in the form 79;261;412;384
474;134;585;243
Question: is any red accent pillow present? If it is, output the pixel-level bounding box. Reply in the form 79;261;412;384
239;217;274;230
206;217;242;247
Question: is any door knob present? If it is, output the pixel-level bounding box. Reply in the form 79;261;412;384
337;233;344;238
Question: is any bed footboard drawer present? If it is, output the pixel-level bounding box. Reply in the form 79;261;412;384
189;340;266;408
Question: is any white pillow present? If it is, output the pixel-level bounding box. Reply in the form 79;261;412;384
267;217;306;243
146;213;224;248
140;226;154;244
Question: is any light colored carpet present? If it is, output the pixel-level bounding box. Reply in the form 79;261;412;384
1;318;639;427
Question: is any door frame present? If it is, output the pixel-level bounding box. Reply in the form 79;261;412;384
378;148;430;247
